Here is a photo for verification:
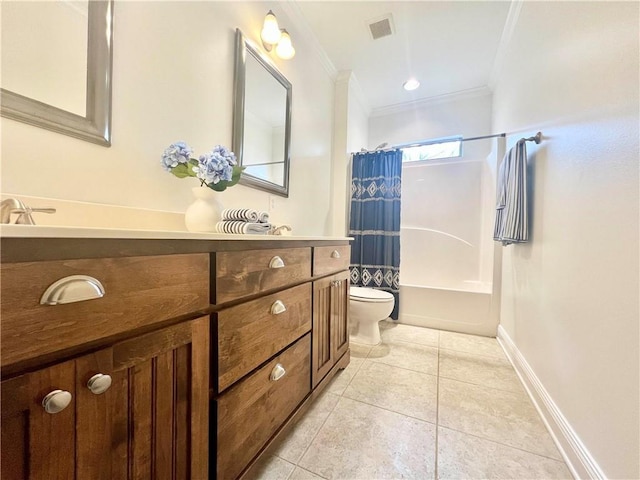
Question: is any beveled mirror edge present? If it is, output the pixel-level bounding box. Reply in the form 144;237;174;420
0;0;113;147
232;28;292;198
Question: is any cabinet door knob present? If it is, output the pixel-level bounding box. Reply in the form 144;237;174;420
270;300;287;315
40;275;105;305
42;390;72;414
269;256;285;269
331;250;341;259
87;373;112;395
270;363;287;382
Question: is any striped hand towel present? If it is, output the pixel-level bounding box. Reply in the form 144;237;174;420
221;208;270;223
216;221;272;235
494;140;529;246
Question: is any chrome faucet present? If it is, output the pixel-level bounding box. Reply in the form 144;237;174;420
270;224;292;235
1;198;56;225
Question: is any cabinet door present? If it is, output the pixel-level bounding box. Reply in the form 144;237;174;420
312;276;334;387
1;360;76;480
0;316;209;480
111;315;210;480
331;270;350;362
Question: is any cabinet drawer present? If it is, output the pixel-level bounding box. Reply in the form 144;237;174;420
1;254;209;368
313;245;351;276
217;283;311;392
215;248;311;303
217;333;311;480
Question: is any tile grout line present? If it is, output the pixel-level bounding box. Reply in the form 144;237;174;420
338;395;437;426
437;373;526;395
280;401;336;480
437;424;569;463
284;360;362;478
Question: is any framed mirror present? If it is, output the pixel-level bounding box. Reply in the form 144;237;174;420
0;0;113;147
233;29;292;197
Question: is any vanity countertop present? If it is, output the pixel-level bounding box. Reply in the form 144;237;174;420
0;224;352;263
0;224;350;241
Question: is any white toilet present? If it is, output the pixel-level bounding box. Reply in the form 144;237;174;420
349;286;395;345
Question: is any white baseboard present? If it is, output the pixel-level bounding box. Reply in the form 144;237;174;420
497;325;606;480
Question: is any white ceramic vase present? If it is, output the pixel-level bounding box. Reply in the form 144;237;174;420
184;186;222;232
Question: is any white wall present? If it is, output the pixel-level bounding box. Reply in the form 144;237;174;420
493;2;639;478
369;90;492;149
329;71;370;236
1;2;335;236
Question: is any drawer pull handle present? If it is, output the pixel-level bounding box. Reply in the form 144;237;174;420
87;373;112;395
270;300;287;315
270;363;286;382
331;250;341;259
40;275;105;305
42;390;72;414
269;256;285;269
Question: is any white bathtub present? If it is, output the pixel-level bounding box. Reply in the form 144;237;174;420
398;281;497;336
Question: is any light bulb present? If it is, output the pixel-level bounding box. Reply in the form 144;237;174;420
275;29;295;59
403;78;420;91
261;10;282;45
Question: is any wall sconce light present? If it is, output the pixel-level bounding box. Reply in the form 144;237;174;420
261;10;296;60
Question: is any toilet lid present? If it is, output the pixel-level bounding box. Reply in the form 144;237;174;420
350;286;394;302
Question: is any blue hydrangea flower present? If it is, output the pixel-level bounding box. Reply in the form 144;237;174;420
210;144;237;166
161;141;193;171
194;147;235;185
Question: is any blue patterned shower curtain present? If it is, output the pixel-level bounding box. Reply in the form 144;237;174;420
349;149;402;320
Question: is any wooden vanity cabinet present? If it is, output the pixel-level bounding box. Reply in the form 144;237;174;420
0;316;209;480
0;238;352;480
1;252;210;480
312;270;350;387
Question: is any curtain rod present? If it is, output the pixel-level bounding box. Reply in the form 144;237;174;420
392;132;504;150
393;132;542;150
359;132;542;154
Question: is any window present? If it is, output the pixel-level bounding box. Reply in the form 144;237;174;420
401;137;462;163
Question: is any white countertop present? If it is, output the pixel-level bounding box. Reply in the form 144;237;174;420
0;224;352;242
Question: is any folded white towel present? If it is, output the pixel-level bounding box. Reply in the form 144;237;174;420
216;221;271;235
221;208;270;223
221;208;258;222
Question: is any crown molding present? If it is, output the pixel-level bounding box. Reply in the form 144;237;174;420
489;0;524;90
370;86;492;118
280;1;338;80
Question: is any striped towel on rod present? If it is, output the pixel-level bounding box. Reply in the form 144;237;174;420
221;208;270;223
494;139;529;246
216;221;271;235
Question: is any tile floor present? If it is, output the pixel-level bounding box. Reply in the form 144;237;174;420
249;322;573;480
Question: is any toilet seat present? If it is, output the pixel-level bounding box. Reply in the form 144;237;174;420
349;286;394;303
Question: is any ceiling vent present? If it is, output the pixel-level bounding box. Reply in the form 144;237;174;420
367;14;394;40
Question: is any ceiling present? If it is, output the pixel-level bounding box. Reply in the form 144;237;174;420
290;1;513;112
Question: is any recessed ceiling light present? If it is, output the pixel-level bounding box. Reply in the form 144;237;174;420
403;78;420;91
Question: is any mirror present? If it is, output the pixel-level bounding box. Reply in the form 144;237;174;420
233;29;292;197
0;0;113;147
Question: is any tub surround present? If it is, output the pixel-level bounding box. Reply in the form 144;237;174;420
0;232;351;479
